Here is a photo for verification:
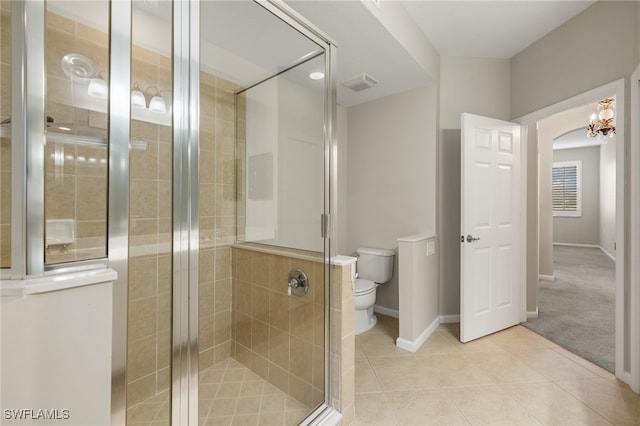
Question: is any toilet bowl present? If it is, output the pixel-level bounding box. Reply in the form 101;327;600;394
354;247;394;335
355;279;378;334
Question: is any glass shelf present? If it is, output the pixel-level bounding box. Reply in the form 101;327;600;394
0;125;148;150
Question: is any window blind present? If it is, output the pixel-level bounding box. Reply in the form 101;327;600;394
552;161;581;216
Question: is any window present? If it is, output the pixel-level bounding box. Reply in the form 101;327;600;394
552;160;582;217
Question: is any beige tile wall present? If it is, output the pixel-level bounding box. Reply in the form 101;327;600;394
126;34;173;421
197;71;239;371
330;262;355;425
235;92;246;241
231;245;326;410
44;10;109;264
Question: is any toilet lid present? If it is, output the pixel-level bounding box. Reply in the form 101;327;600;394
355;278;376;295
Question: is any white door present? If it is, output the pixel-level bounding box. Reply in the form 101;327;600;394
461;113;522;342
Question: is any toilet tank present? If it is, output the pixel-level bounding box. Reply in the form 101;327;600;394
356;247;395;283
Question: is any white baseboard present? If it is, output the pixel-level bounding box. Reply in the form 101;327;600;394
374;305;399;319
553;242;599;248
439;314;460;323
600;246;616;263
527;307;539;319
552;242;616;263
539;275;555;281
396;316;440;353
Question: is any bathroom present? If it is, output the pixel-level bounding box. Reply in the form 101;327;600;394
0;0;361;424
0;0;450;424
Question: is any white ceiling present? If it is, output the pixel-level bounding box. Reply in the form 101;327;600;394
553;128;602;150
402;1;596;58
288;1;596;106
288;1;431;107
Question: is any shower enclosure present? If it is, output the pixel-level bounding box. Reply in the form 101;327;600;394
0;1;337;425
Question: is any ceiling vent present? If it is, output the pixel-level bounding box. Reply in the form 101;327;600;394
341;73;379;92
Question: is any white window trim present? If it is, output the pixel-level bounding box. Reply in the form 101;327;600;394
552;160;582;217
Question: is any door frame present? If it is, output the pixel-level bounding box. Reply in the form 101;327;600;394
514;78;627;383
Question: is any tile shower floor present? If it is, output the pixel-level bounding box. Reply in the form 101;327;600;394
199;358;310;425
127;357;310;426
355;315;640;425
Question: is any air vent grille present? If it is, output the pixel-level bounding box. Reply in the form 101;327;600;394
341;73;379;92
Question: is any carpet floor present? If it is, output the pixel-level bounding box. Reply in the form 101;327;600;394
522;245;615;373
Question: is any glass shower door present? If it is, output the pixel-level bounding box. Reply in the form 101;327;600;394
197;1;333;424
126;2;173;424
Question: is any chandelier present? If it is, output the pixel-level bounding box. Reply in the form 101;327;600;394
587;98;616;139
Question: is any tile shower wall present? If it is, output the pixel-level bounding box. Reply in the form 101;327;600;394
0;2;10;268
231;245;326;409
126;40;173;415
44;10;109;264
197;71;238;371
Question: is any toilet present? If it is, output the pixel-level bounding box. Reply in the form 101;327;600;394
354;247;395;335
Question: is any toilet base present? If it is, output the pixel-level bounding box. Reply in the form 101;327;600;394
355;306;377;335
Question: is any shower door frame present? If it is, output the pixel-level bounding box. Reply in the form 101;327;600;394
253;3;339;420
179;0;339;424
171;1;200;424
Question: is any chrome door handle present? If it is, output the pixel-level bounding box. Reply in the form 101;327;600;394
466;235;480;243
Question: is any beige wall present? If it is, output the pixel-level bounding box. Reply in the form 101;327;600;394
397;235;439;344
337;105;348;256
600;135;617;257
439;57;511;129
511;1;639;119
553;147;601;245
437;57;511;316
437;129;461;316
525;123;539;313
346;85;438;312
537;121;553;277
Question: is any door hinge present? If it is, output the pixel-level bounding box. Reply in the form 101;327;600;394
321;213;331;238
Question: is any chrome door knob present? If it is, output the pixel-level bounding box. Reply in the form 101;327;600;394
466;235;481;243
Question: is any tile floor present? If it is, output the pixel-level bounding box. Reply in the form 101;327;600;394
127;357;311;426
355;315;640;426
199;358;310;425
